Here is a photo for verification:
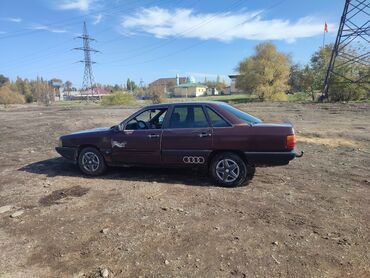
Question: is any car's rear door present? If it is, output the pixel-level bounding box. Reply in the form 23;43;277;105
161;105;212;165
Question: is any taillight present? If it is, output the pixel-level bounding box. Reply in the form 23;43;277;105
286;134;296;149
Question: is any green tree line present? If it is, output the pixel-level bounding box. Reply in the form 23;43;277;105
236;42;369;101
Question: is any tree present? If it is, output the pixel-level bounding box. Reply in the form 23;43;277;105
0;74;9;87
15;77;32;96
299;65;315;101
289;64;303;93
64;81;72;96
309;44;368;101
126;78;137;92
32;77;54;105
146;85;165;104
236;42;291;101
113;84;121;91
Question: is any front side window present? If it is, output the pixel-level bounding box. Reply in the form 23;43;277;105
169;106;209;128
206;107;231;127
125;108;167;130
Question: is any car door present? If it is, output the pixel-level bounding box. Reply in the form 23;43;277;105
161;105;212;165
110;108;167;164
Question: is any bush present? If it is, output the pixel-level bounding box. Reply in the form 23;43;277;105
0;85;25;106
25;94;34;103
146;86;165;104
288;92;310;102
101;91;136;105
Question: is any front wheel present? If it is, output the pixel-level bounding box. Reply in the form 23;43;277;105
78;147;107;176
209;152;252;187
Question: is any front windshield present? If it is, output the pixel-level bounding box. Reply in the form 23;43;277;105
218;102;262;125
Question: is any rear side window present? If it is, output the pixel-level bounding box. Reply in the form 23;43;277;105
206;107;231;127
169;106;209;128
218;102;261;125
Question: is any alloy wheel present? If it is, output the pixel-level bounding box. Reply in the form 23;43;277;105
81;151;100;173
215;159;240;183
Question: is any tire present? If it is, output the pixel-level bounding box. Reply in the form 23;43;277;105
209;152;252;187
78;147;107;176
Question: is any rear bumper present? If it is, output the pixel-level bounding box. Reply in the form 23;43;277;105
55;147;78;161
244;150;297;166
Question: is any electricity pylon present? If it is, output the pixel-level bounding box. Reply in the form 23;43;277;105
74;21;100;100
322;0;370;100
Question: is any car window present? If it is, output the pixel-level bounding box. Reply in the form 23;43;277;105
206;107;231;127
125;108;167;130
169;106;209;128
218;102;261;124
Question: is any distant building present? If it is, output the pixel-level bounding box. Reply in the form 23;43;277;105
63;87;110;100
206;87;219;96
173;76;207;97
228;74;241;94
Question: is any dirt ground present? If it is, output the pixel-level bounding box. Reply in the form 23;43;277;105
0;102;369;278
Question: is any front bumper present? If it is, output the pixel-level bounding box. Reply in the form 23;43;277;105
244;150;300;166
55;147;78;161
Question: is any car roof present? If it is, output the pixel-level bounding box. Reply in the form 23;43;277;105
144;101;224;109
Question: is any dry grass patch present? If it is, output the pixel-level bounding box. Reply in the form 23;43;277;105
298;135;360;148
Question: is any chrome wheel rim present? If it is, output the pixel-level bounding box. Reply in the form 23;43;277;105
81;152;100;173
216;159;240;183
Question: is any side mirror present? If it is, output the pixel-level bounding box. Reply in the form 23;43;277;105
117;124;124;132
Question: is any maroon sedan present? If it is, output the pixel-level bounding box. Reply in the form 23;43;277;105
56;101;302;187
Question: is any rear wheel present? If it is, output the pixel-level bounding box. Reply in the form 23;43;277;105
209;152;253;187
78;147;107;176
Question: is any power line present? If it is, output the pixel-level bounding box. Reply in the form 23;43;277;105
0;0;182;70
0;0;179;41
103;0;246;64
105;0;287;68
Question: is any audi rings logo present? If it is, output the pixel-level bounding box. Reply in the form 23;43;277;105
183;156;205;164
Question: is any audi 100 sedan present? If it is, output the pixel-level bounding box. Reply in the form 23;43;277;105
56;101;302;187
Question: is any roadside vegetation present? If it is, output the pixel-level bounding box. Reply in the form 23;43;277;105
1;42;368;107
0;84;25;107
101;91;136;106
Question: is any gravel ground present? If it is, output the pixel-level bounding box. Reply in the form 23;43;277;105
0;102;369;277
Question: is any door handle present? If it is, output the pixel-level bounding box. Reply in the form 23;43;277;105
199;132;212;138
148;134;160;138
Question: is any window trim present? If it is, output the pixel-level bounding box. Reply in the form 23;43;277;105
204;105;233;128
165;104;211;129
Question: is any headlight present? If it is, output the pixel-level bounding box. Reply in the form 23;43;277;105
58;139;63;147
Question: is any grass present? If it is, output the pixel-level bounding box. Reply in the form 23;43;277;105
287;92;311;102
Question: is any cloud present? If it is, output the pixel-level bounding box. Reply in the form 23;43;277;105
121;7;333;43
4;17;22;23
30;24;67;33
58;0;94;12
92;14;103;25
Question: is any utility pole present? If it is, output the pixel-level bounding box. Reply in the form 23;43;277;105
322;0;370;100
74;21;100;100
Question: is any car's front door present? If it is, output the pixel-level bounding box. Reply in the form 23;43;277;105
161;105;212;165
111;108;167;164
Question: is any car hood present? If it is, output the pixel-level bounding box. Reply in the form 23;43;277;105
60;127;112;140
68;127;111;135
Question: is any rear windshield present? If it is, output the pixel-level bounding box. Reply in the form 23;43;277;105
218;102;262;125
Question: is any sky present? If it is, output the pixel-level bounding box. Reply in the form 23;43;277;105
0;0;344;87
